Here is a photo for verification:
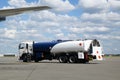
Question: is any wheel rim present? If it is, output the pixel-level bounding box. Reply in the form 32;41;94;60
59;56;68;63
69;56;76;63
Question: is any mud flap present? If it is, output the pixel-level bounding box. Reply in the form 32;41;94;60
78;52;84;59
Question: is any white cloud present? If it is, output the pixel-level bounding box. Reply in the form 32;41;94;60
55;33;69;40
30;11;57;21
41;21;60;27
79;0;107;13
80;12;120;28
85;34;120;40
109;0;120;12
40;0;75;11
1;6;14;9
81;13;106;22
30;10;77;24
8;0;26;7
0;28;16;39
69;26;109;33
3;0;39;8
4;29;16;39
0;0;120;54
46;28;62;34
79;0;120;13
107;12;120;21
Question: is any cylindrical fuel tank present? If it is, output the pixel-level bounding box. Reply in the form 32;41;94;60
33;42;57;52
51;41;84;53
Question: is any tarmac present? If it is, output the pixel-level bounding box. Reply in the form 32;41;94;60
0;57;120;80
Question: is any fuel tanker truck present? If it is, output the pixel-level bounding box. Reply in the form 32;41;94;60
19;39;104;63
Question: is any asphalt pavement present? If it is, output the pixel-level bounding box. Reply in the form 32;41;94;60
0;57;120;80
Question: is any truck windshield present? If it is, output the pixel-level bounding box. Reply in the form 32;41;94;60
93;39;100;47
19;43;26;49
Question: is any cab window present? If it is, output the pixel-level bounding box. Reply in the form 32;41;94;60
19;43;26;49
93;40;100;47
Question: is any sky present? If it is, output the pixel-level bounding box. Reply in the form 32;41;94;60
0;0;120;54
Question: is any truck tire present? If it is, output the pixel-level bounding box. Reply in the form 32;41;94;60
69;56;78;63
23;54;27;62
78;59;88;63
35;59;39;62
23;54;31;62
58;56;68;63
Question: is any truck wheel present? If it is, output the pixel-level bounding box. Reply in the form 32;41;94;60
23;54;31;62
79;59;88;63
23;55;27;62
35;58;39;62
58;56;68;63
69;56;77;63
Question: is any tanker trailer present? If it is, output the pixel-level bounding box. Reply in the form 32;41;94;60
51;39;103;63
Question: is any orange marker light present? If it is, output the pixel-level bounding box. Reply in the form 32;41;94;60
96;51;99;54
98;55;101;59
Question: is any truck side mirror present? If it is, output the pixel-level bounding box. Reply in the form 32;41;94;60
18;44;21;49
26;44;28;49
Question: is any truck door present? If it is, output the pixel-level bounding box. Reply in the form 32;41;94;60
19;43;28;57
92;40;103;60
